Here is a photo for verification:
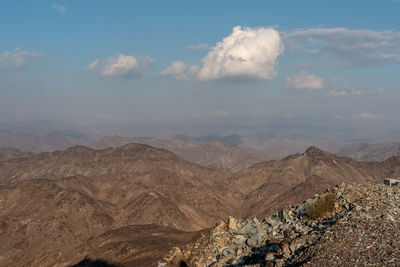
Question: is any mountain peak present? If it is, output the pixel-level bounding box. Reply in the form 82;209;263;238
304;146;329;157
173;135;193;142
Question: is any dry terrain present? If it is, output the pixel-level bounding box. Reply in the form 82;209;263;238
91;135;264;171
0;144;399;266
333;142;400;161
160;182;400;266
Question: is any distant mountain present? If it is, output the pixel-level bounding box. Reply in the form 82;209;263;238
91;135;265;171
0;147;23;161
332;142;400;161
192;134;243;145
0;146;22;156
0;129;91;152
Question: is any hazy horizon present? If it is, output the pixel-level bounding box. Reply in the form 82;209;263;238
1;0;400;141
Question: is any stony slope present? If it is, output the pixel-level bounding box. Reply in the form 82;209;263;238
159;182;400;266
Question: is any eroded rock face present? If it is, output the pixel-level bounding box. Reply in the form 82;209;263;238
159;182;400;266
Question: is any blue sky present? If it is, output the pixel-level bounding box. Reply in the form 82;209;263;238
1;0;400;133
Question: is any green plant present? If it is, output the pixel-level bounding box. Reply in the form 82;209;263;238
306;193;336;219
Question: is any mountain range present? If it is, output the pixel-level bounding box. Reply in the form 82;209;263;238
1;142;400;265
91;135;265;171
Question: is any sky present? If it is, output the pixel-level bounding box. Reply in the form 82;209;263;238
1;0;400;135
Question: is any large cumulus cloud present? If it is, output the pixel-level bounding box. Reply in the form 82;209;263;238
162;26;284;81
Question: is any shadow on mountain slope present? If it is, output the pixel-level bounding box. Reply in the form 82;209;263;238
72;258;120;267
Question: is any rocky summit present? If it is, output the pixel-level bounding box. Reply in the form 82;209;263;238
159;182;400;266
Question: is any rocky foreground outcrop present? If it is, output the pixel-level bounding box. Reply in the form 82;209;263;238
159;182;400;266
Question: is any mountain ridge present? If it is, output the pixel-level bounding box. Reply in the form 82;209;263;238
1;144;400;266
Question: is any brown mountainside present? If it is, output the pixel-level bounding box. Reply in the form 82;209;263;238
91;135;264;171
1;145;400;266
0;144;239;230
232;146;397;218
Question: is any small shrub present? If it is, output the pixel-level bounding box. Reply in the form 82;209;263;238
306;193;336;219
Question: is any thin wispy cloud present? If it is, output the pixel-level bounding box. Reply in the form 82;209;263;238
353;112;385;119
186;44;209;51
162;26;284;81
284;27;400;67
85;59;99;70
328;88;371;96
86;54;154;79
0;48;43;69
328;89;364;96
285;71;324;90
52;3;67;14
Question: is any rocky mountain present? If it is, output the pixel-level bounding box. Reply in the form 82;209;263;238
0;147;23;161
1;144;399;266
0;144;240;230
0;129;91;152
0;144;240;266
91;135;265;171
160;182;400;266
332;142;400;161
231;146;398;219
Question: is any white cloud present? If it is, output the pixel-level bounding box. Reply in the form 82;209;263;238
102;54;138;77
284;27;400;66
52;4;67;14
85;59;99;70
214;110;231;117
285;71;324;90
86;54;154;78
140;55;155;67
186;44;209;51
96;114;114;120
328;90;348;96
0;48;43;68
160;60;200;80
353;112;385;119
162;26;284;81
198;26;283;80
